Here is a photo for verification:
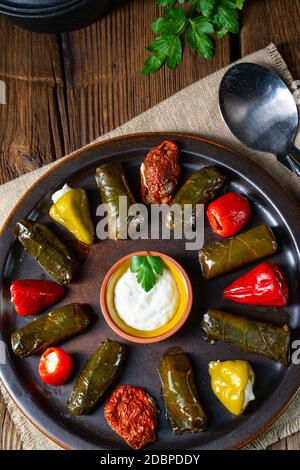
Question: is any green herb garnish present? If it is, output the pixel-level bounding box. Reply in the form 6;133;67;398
130;255;164;292
141;0;246;75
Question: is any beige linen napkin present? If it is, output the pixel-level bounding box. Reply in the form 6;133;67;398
1;43;300;450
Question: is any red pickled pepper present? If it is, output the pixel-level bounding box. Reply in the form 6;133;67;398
39;347;73;386
206;192;250;237
10;279;65;316
223;262;289;307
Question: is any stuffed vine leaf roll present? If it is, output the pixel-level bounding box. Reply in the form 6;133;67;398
167;166;225;229
199;224;277;279
68;339;125;415
14;219;77;285
95;162;142;239
11;303;93;357
157;347;207;434
202;309;290;366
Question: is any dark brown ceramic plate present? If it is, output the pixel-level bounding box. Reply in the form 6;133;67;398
1;133;300;450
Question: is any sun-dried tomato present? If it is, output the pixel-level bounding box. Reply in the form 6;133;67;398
104;385;157;449
140;140;180;204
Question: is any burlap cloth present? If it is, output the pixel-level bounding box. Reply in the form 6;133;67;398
1;43;300;450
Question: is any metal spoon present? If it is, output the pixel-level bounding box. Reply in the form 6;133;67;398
219;62;300;175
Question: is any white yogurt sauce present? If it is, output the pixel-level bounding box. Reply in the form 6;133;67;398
52;183;71;204
114;268;179;331
243;379;255;411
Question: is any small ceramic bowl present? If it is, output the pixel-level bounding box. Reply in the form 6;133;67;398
100;251;193;344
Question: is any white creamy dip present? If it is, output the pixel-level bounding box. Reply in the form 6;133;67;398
52;183;71;204
114;268;179;331
243;379;255;411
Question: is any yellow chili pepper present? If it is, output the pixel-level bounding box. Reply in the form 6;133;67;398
50;187;94;245
209;360;255;416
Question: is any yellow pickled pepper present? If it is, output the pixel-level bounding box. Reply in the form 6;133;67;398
209;360;255;416
50;187;94;245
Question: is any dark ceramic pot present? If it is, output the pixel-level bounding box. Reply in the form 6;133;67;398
0;0;111;33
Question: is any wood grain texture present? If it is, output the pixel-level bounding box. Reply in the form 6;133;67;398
0;0;231;184
59;0;231;149
0;19;69;183
240;0;300;78
0;0;299;451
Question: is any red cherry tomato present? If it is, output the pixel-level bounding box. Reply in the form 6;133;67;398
39;347;73;386
206;192;250;237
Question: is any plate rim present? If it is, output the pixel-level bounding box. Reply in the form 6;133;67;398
1;131;300;450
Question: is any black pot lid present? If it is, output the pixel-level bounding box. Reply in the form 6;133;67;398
0;0;83;13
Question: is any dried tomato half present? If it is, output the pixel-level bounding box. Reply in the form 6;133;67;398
140;140;180;204
104;385;157;449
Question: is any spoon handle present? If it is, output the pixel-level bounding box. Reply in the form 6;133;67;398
284;147;300;176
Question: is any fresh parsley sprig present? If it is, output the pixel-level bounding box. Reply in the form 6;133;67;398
141;0;246;75
130;255;164;292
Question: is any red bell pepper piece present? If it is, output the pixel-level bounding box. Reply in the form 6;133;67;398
39;347;73;386
223;262;289;306
206;192;250;237
10;279;65;316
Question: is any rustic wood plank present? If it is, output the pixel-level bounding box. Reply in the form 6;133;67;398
286;431;300;450
268;431;300;450
0;17;69;184
0;0;300;452
240;0;300;78
268;437;287;450
0;1;231;184
60;0;231;149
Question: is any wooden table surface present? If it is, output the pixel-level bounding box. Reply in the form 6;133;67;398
0;0;299;450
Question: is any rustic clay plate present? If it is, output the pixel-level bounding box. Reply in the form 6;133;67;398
1;133;300;450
